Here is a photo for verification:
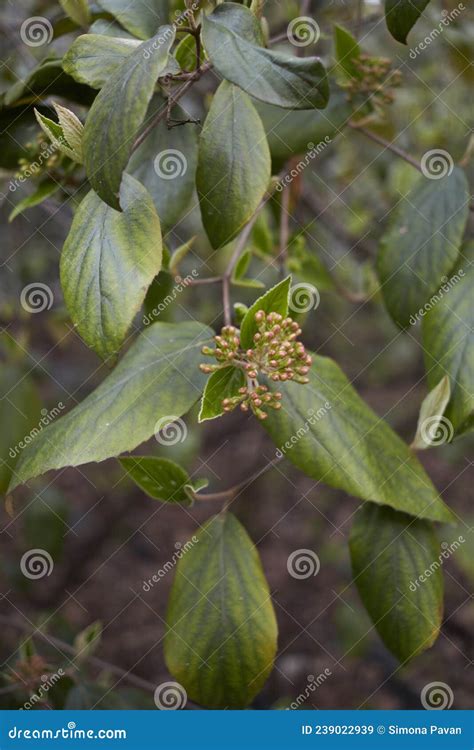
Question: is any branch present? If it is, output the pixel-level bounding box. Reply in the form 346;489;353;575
348;121;422;172
193;457;282;502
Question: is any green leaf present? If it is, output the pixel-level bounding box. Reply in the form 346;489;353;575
9;321;213;491
334;24;361;79
239;276;291;349
4;58;95;108
411;376;451;450
9;180;60;222
196;81;271;250
263;354;454;522
96;0;169;40
350;503;443;661
83;27;175;210
164;513;277;708
422;261;473;435
175;33;198;71
169;237;196;278
88;19;137;38
128;97;198;229
119;456;200;503
54;103;84;157
74;621;102;663
202;3;329;110
377;169;469;328
60;174;162;360
199;366;246;422
35;106;83;163
231;250;265;289
256;88;351;165
59;0;90;26
385;0;431;44
63;34;141;89
0;367;41;494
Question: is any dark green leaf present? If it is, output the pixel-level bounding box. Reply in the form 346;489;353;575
119;456;195;503
196;81;271;250
165;513;277;708
60;174;162;360
377;169;469;328
199;366;246;422
63;34;140;89
4;58;94;108
256;88;351;165
128;97;198;229
350;503;443;661
83;27;175;210
239;276;291;349
202;3;329;110
9;321;213;490
385;0;431;44
88;19;137;38
9;180;60;222
422;261;473;435
175;33;198;71
263;354;454;522
334;24;361;79
231;250;265;289
96;0;169;40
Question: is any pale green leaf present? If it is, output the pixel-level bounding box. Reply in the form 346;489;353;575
59;0;90;27
202;3;329;110
411;376;451;450
119;456;196;503
350;503;443;661
63;35;140;89
263;354;454;522
239;276;291;349
196;81;271;250
165;513;277;708
83;27;175;210
96;0;169;40
9;321;213;490
198;366;246;422
60;174;162;360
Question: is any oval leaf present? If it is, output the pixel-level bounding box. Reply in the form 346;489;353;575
377;168;469;328
119;456;194;503
198;366;245;422
63;35;141;89
196;81;271;250
61;174;162;360
83;26;175;210
239;276;291;349
165;512;277;708
96;0;169;40
263;354;454;522
350;503;443;661
9;322;213;490
385;0;431;44
202;3;329;110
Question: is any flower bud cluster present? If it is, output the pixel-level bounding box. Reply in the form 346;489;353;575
344;54;401;113
200;311;312;420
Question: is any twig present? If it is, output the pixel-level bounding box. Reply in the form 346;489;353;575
193;457;282;502
277;185;290;277
348;121;422;172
